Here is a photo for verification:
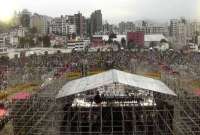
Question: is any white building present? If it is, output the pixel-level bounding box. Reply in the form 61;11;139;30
17;26;26;37
190;21;200;36
169;19;189;49
49;16;67;35
9;36;18;48
176;22;187;46
136;26;166;35
49;16;76;36
66;24;76;35
0;37;5;47
6;26;27;48
0;34;9;54
119;22;135;34
0;33;9;47
170;19;179;37
67;39;89;50
188;43;199;52
154;42;169;51
144;34;168;47
50;36;67;47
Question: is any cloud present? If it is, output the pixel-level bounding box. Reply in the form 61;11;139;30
14;0;199;23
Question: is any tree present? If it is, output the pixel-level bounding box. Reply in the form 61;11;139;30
30;27;38;35
108;38;113;44
160;39;167;43
108;33;117;44
168;42;174;49
0;55;9;66
109;33;117;39
121;38;126;48
127;41;136;50
42;35;51;47
0;21;12;33
28;37;35;47
19;37;26;48
84;46;89;53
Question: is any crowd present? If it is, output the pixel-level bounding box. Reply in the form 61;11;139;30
0;49;200;88
0;66;7;90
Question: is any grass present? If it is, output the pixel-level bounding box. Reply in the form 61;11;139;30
0;121;14;135
0;83;39;100
191;80;200;89
142;72;161;80
64;70;105;80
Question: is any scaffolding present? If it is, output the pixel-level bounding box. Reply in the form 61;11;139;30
8;52;200;135
161;71;200;135
10;70;178;135
56;91;175;135
10;80;200;135
11;78;66;135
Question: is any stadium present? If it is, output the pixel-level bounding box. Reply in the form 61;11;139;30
0;49;198;135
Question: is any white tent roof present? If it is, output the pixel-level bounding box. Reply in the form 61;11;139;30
56;69;176;98
145;34;167;42
93;35;126;42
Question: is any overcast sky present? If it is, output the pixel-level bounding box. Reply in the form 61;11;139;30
2;0;200;23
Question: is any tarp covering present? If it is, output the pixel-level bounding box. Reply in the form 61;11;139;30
57;69;176;98
12;92;31;101
0;108;7;118
194;88;200;96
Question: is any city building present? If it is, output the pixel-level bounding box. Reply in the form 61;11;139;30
66;25;76;35
18;9;32;27
119;22;135;34
0;26;28;48
49;13;85;37
170;19;179;37
169;18;190;48
127;32;144;47
0;36;5;47
188;21;200;38
0;33;9;54
103;22;113;34
12;11;21;26
136;26;166;35
91;35;104;47
119;22;126;34
50;35;67;47
49;16;65;35
176;22;187;46
49;16;76;36
74;12;86;37
30;13;52;35
9;31;19;48
85;18;91;36
90;10;103;35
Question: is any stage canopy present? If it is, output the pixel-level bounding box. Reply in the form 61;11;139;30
56;69;176;99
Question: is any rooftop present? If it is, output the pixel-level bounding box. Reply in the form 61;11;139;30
57;69;176;99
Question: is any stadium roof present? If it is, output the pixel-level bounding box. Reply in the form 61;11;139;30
145;34;167;42
56;69;176;99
